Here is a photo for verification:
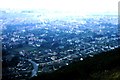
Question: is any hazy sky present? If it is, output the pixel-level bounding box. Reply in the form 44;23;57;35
0;0;119;14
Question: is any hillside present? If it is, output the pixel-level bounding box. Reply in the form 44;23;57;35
31;47;120;80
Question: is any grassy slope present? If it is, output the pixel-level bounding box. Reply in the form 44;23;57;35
31;47;120;80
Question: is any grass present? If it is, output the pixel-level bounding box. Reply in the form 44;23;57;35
90;67;120;80
13;46;35;52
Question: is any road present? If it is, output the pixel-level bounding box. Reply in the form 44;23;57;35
28;59;39;77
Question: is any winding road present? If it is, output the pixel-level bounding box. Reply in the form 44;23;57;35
28;59;39;77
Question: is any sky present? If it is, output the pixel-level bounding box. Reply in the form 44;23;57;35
0;0;119;14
